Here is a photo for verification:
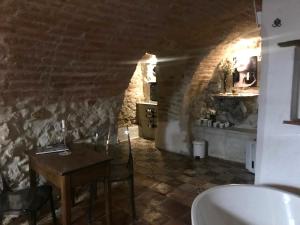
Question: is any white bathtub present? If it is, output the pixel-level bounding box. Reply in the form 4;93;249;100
191;185;300;225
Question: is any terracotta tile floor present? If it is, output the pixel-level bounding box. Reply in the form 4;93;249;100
9;138;254;225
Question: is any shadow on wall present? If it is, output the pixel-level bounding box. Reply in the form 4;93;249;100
155;120;190;155
154;53;222;155
155;55;200;155
155;47;234;156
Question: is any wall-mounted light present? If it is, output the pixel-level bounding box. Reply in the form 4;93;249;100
232;39;260;68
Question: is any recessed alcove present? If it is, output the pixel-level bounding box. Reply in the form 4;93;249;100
190;36;261;163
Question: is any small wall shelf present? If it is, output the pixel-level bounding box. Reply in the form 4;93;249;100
283;119;300;126
278;40;300;47
212;93;259;98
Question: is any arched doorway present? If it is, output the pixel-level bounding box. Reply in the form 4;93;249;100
118;53;157;141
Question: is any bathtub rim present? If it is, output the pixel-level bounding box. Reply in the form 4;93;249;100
191;184;300;225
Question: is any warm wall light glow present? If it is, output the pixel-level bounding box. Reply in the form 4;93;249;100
231;38;261;66
236;39;255;48
147;54;157;65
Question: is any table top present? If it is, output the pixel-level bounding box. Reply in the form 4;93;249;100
27;143;111;176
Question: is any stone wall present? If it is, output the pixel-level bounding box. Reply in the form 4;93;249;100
118;63;144;127
0;96;122;189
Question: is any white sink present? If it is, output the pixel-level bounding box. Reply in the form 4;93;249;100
191;184;300;225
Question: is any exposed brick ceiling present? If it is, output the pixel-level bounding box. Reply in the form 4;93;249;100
0;0;256;102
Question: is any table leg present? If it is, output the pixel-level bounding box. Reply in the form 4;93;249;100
104;177;112;225
61;176;71;225
29;161;37;189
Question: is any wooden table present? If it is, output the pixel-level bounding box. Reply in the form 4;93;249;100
28;143;112;225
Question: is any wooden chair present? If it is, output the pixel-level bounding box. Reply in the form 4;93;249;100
0;173;57;225
88;126;136;223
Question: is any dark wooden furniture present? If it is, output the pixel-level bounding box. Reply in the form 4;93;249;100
27;143;112;225
0;173;57;225
89;127;136;222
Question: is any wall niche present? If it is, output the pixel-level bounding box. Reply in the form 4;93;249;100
191;36;261;130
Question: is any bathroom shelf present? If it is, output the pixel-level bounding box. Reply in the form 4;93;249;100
278;40;300;47
196;126;257;135
283;119;300;126
212;93;259;98
137;101;158;106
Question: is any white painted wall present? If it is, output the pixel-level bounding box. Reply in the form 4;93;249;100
255;0;300;188
155;120;191;155
194;126;256;163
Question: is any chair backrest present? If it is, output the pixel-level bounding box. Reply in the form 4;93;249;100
0;172;10;193
105;126;111;154
94;126;110;154
93;126;110;152
125;126;133;170
103;126;133;168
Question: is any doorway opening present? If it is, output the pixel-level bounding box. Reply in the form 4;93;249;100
118;53;158;141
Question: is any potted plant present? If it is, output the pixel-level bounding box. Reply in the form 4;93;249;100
219;59;233;93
